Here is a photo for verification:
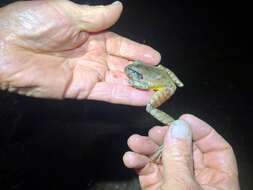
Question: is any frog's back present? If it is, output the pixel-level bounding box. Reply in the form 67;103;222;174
141;64;171;86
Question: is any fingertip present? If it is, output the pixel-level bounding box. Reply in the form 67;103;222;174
148;126;168;145
123;151;135;168
179;113;197;123
142;50;161;65
164;120;191;143
127;134;140;147
127;134;159;155
107;1;123;23
111;1;123;11
148;126;167;137
123;151;149;169
143;47;161;65
78;1;123;32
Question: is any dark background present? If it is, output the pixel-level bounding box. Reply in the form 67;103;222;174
0;0;252;189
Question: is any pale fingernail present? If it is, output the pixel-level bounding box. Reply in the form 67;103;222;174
143;53;152;58
112;1;121;5
143;51;161;63
170;120;191;139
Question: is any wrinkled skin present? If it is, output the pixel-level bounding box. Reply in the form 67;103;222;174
0;0;160;105
123;114;240;190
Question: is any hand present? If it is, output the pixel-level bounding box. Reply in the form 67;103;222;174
0;0;160;105
123;114;240;190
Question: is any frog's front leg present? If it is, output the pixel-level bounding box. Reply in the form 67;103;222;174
146;87;175;125
128;79;152;90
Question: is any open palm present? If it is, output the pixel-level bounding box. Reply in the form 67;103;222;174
0;0;160;105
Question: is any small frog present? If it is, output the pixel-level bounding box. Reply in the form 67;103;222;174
125;60;184;161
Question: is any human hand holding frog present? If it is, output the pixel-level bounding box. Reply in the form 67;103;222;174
0;1;240;189
0;0;160;105
123;114;240;190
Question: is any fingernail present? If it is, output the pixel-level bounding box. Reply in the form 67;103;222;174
112;1;121;5
170;120;191;139
143;53;152;58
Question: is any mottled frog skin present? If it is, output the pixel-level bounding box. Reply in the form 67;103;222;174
125;60;183;125
125;60;184;161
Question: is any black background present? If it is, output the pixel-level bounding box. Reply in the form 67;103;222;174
0;0;252;190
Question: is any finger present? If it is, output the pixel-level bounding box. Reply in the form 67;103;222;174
72;1;123;32
105;32;161;65
148;126;168;145
180;114;238;176
105;71;129;85
123;151;149;169
87;82;154;106
127;134;159;155
107;55;130;72
123;152;160;178
162;120;194;181
179;114;231;152
139;163;162;189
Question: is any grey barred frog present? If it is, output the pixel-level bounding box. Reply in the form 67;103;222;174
125;60;184;161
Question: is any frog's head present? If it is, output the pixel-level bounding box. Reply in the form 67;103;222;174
124;61;146;81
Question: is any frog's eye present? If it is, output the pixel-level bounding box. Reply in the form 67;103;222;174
127;68;143;80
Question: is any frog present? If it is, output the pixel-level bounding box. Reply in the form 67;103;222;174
124;60;184;161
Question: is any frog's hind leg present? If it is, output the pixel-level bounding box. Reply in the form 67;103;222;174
146;87;175;162
157;65;184;87
150;144;164;162
146;105;175;125
146;87;175;125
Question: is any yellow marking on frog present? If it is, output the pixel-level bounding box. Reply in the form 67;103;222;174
150;86;164;91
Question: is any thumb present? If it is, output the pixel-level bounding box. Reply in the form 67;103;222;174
162;120;195;185
65;1;123;32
